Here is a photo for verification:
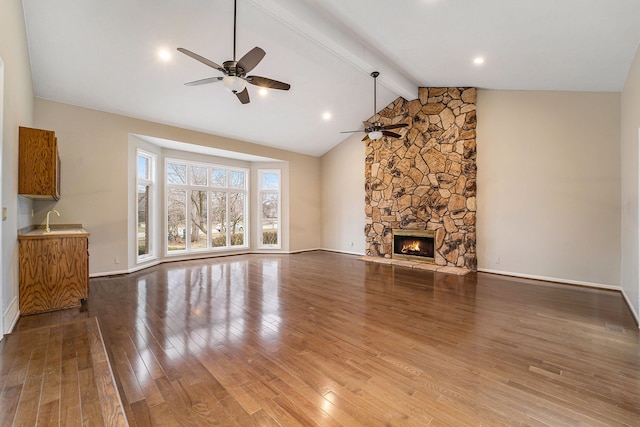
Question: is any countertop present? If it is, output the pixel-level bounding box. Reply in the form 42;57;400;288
18;224;90;239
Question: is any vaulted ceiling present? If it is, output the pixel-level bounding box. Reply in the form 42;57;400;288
22;0;640;156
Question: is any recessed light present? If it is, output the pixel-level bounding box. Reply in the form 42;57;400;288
158;49;171;62
322;112;332;121
473;57;485;65
259;88;268;96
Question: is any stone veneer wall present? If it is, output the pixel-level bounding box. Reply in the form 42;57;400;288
364;87;477;270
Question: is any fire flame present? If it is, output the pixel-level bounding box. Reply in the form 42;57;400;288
401;241;421;254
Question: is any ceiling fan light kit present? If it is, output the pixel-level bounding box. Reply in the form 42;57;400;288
368;130;383;141
341;71;408;141
177;0;290;104
222;76;246;93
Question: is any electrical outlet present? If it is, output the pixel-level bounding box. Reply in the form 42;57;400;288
114;257;120;264
495;257;501;265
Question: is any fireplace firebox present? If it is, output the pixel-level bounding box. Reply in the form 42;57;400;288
392;229;435;263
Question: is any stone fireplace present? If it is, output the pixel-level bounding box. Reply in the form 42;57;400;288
392;229;435;263
364;87;477;270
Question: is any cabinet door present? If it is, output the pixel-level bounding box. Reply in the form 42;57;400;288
19;237;88;314
18;126;60;200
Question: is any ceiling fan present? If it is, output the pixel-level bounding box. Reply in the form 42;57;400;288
342;71;408;141
177;0;290;104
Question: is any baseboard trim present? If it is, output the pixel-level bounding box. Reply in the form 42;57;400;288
90;268;134;278
478;268;621;291
620;288;640;329
90;248;323;277
315;248;365;256
3;296;20;335
289;247;324;254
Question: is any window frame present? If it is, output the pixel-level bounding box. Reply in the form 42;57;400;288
136;149;157;263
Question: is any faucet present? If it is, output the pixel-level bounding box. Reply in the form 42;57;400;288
45;209;60;233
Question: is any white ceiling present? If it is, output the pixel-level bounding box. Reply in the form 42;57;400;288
22;0;640;157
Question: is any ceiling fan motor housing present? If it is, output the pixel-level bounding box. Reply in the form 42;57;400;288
223;60;243;77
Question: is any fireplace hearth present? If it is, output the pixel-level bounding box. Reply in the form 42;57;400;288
392;229;435;264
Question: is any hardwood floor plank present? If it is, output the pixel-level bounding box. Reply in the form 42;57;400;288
7;252;640;426
194;350;263;415
111;344;146;404
88;320;128;426
36;325;62;426
153;376;203;427
12;328;49;426
59;357;82;426
147;401;181;427
130;399;153;427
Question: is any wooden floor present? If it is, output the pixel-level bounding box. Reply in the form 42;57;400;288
6;251;640;426
0;317;127;426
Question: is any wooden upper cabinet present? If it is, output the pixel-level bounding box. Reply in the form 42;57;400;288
19;126;61;200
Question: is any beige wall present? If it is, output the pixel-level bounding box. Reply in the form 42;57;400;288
321;89;622;289
621;44;640;321
476;90;620;287
0;0;35;334
33;99;321;275
321;133;365;254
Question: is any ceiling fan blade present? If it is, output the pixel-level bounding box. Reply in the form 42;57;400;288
383;123;409;130
236;87;250;104
184;77;223;86
246;75;291;91
382;131;401;138
363;121;374;128
362;135;370;142
237;47;265;74
340;130;365;134
177;48;225;72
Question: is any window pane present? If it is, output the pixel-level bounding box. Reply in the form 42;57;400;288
262;193;278;245
210;169;226;187
167;189;186;251
190;190;208;249
137;185;149;255
210;191;227;248
138;156;150;180
229;170;245;189
261;172;279;190
229;192;245;246
191;166;207;186
167;163;187;184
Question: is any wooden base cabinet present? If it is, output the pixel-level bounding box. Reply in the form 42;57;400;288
19;233;89;315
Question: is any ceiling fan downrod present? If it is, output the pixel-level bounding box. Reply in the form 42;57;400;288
371;71;379;124
232;0;237;61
